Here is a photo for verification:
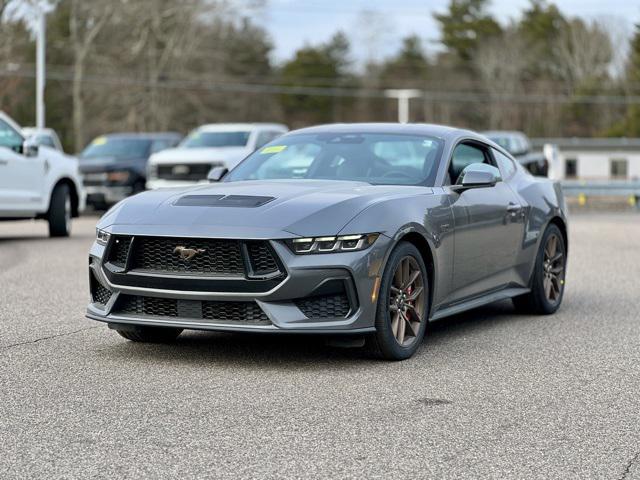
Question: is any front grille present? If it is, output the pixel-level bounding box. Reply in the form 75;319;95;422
116;295;178;317
113;295;269;324
295;293;351;319
106;235;282;280
130;237;244;275
157;163;213;181
90;271;112;306
247;241;279;275
202;301;270;324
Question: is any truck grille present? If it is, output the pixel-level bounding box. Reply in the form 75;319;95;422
156;163;214;181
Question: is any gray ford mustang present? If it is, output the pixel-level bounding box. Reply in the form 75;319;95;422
87;123;568;360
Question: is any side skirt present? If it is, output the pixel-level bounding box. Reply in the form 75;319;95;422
429;287;530;322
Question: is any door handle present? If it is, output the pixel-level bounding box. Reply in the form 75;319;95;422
507;203;522;213
0;160;7;166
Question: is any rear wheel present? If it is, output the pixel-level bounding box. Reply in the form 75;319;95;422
48;184;72;237
513;224;566;314
368;242;429;360
115;325;183;343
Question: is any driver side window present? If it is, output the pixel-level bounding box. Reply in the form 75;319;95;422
0;119;24;154
450;143;489;184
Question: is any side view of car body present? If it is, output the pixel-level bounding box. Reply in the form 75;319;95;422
88;123;568;360
80;132;182;209
22;127;64;152
0;111;85;237
483;130;548;176
146;123;288;189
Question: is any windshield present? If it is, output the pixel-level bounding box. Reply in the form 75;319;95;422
81;137;151;160
225;132;444;186
180;131;250;148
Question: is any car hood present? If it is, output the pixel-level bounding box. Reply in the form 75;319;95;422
150;147;250;165
99;180;434;239
79;156;145;172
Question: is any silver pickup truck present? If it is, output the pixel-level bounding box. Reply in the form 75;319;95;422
483;131;548;176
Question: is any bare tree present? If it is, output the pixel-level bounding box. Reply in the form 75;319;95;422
553;18;613;90
474;29;530;128
69;0;114;150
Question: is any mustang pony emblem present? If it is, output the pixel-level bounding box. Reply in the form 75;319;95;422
173;246;206;261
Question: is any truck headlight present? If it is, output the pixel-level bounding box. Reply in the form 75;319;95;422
96;228;111;246
287;233;379;254
107;170;130;183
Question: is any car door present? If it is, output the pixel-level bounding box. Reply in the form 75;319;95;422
446;141;526;303
0;117;46;214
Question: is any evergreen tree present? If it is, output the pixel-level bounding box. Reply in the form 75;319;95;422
434;0;501;65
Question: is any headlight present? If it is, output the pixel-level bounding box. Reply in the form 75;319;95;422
288;233;379;254
96;228;111;246
107;170;130;183
147;163;158;179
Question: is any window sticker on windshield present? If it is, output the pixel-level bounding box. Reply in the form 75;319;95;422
93;136;107;145
261;145;287;154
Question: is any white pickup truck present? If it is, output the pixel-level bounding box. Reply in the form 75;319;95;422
0;112;85;237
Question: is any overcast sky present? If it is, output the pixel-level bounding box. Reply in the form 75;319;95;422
258;0;638;65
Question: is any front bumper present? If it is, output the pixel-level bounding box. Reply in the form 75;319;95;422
85;185;133;206
146;178;209;190
87;234;391;334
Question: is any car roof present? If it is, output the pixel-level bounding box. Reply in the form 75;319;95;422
288;122;479;141
22;127;57;136
482;130;526;138
196;123;288;132
95;132;182;140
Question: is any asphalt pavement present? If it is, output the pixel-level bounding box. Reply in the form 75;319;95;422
1;213;639;479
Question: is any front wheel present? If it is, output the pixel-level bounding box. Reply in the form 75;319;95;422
513;224;566;314
48;184;72;237
367;242;429;360
114;325;183;343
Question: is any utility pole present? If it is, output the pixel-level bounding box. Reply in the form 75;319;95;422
36;9;46;129
384;89;422;123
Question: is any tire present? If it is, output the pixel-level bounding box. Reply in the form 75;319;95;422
115;325;183;343
367;241;429;361
48;184;72;237
513;223;566;314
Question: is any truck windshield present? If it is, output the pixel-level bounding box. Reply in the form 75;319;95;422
180;131;250;148
81;137;151;160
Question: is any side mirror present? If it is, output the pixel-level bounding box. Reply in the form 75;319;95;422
22;137;39;157
207;166;228;182
456;164;501;189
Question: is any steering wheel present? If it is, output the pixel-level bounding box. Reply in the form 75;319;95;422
380;170;414;179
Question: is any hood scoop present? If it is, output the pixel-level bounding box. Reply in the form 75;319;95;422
174;194;275;208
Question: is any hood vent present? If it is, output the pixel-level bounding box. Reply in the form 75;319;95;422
174;194;275;208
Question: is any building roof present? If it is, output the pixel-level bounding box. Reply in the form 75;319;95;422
531;137;640;151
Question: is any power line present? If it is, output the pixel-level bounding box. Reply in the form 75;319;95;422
1;68;639;105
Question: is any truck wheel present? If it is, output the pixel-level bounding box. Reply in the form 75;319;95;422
48;184;72;237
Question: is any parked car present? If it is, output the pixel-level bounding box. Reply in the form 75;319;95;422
146;123;288;189
0;112;85;237
22;127;64;152
482;130;548;176
88;123;568;361
79;132;181;209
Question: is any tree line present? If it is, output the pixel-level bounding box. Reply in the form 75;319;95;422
1;0;640;152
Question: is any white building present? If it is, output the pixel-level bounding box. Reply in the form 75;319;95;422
531;138;640;181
